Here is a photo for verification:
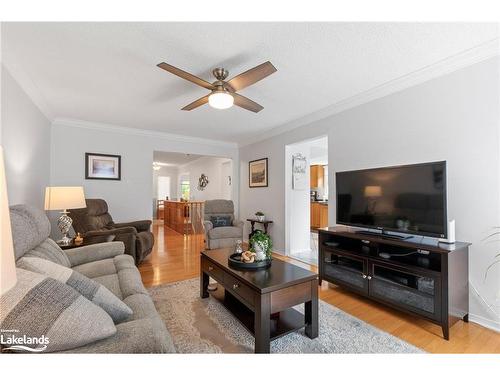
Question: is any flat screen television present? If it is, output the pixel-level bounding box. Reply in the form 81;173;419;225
336;161;447;238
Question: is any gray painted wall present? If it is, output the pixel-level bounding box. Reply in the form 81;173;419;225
1;66;51;208
50;121;239;225
240;57;500;330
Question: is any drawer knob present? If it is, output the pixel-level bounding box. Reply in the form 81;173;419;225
232;284;239;290
208;266;213;271
362;274;367;279
367;275;372;280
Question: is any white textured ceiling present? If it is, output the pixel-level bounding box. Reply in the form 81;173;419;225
2;22;498;144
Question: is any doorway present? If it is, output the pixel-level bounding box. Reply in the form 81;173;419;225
285;136;328;265
151;151;233;226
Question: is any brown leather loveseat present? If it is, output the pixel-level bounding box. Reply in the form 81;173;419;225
69;198;154;265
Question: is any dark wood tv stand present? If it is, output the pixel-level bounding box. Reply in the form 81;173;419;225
318;227;470;340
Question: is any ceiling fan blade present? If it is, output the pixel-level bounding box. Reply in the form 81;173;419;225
226;61;277;91
233;93;264;113
181;95;210;111
157;62;214;90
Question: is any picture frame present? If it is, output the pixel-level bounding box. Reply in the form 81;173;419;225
292;153;308;190
85;153;121;180
249;158;268;188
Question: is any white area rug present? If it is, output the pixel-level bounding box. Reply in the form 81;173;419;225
149;278;424;353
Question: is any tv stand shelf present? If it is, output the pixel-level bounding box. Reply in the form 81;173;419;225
319;227;470;340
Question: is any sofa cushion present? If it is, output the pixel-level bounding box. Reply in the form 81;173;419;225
24;238;71;267
73;254;147;300
60;317;175;353
17;257;132;324
64;241;124;267
92;274;123;300
210;215;232;228
208;225;243;239
118;268;148;298
73;258;117;278
123;294;160;321
9;205;52;260
0;268;116;353
113;254;137;270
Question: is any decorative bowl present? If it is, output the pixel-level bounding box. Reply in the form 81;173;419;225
228;253;271;270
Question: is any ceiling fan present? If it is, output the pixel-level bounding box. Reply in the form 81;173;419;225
157;61;277;113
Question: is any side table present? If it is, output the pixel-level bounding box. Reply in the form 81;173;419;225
246;219;273;241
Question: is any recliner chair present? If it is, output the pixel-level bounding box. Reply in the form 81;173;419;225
69;199;154;265
203;199;243;249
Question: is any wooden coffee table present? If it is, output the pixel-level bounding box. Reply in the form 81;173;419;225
200;248;319;353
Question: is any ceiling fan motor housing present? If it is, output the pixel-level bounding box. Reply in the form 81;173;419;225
212;67;229;81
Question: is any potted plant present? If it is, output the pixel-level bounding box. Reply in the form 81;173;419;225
255;211;265;222
250;230;273;261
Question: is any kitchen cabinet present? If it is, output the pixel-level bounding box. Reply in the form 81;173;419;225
311;202;328;228
310;165;324;188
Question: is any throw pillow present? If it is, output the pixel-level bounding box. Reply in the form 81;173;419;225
210;215;232;228
0;268;116;353
17;257;133;324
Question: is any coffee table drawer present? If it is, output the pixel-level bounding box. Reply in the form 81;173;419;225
202;258;224;282
224;273;255;307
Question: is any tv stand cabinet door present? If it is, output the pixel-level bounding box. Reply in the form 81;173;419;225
368;260;441;322
322;249;369;295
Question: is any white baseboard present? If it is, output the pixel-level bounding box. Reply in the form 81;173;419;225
469;314;500;333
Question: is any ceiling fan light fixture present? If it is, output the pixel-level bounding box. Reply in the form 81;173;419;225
208;92;234;110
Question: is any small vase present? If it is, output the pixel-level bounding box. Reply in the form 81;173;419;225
253;242;267;261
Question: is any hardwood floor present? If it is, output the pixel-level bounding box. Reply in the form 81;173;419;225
139;221;500;353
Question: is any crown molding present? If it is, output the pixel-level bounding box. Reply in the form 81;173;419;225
52;118;239;149
1;60;54;121
239;38;500;147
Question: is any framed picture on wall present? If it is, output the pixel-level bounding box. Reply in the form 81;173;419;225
292;153;308;190
249;158;268;188
85;153;121;180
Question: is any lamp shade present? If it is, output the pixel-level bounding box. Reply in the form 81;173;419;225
44;186;86;211
364;185;382;198
1;146;17;295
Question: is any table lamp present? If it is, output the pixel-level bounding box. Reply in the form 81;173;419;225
364;185;382;214
1;146;17;295
44;186;86;245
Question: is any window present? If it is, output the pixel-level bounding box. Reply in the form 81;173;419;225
180;177;190;200
157;176;171;200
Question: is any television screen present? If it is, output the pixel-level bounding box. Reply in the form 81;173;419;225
336;162;447;238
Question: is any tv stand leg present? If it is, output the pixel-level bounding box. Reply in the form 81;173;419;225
442;324;449;340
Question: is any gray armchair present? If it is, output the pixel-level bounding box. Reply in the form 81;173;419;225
203;200;243;249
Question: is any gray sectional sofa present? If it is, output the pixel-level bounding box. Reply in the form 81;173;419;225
8;204;175;353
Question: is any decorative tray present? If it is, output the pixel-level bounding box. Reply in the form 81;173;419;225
228;253;271;270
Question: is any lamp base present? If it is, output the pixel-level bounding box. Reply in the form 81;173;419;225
56;235;72;246
57;210;73;246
